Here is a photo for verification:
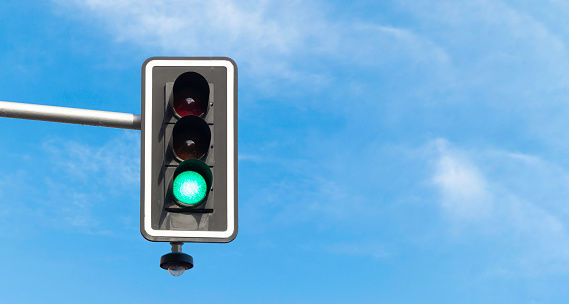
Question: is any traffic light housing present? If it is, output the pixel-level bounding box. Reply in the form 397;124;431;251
141;57;237;243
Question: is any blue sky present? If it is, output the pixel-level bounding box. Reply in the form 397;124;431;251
1;0;569;302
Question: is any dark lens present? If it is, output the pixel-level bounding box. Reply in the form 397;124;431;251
173;128;209;160
172;72;210;118
172;116;211;160
173;87;207;117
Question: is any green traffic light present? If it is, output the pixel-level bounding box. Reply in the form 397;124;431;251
172;171;208;206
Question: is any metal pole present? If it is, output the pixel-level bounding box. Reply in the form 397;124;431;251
171;242;184;253
0;100;141;130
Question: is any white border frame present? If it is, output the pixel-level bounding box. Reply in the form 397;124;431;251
142;59;235;239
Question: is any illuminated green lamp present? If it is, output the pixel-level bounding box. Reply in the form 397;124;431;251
171;159;213;208
173;171;207;206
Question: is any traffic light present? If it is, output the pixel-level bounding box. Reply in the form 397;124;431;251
141;57;237;243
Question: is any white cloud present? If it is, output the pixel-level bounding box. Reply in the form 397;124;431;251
428;138;569;275
342;23;450;67
402;0;569;92
39;178;104;231
54;0;309;55
52;0;450;81
432;139;493;220
42;131;140;190
0;132;140;236
0;169;105;234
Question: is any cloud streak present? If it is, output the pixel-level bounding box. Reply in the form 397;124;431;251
52;0;450;83
428;138;569;275
42;131;140;191
432;139;493;220
0;131;140;236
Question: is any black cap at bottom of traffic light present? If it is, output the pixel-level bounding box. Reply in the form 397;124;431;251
160;252;194;276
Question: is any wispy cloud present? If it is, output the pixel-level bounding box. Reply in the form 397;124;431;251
54;0;313;56
52;0;450;85
39;178;104;231
0;131;139;236
428;138;569;275
398;0;569;101
431;139;493;220
42;130;140;191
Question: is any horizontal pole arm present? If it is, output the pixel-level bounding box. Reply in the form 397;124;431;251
0;101;141;130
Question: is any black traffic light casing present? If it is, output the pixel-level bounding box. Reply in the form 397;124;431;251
141;57;237;243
